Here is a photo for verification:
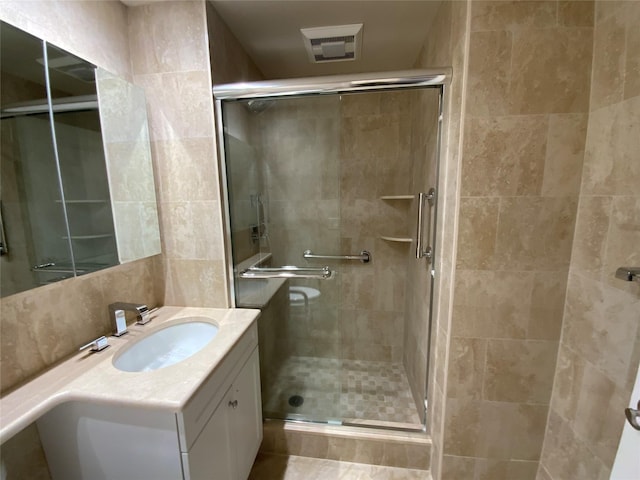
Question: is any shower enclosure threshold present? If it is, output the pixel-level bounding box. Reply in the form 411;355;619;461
260;419;431;471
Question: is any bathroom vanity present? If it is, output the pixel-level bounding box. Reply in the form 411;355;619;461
0;307;262;480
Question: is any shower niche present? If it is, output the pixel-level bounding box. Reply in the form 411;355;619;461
216;74;444;432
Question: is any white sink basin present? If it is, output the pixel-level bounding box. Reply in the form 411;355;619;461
113;319;219;372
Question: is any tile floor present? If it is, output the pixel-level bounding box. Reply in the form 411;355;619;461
248;454;431;480
262;356;421;427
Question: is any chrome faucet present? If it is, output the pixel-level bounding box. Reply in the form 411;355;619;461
108;302;151;336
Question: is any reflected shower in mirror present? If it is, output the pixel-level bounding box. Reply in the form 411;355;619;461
0;21;160;297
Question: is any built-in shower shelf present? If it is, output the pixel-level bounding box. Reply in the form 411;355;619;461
380;195;415;200
380;236;413;243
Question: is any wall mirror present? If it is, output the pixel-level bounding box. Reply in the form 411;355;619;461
0;21;161;298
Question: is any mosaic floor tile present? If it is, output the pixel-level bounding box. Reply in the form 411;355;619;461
262;356;422;427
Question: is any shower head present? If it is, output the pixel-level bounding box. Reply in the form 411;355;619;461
245;99;272;113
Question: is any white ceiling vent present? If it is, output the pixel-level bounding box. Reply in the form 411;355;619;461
300;24;363;63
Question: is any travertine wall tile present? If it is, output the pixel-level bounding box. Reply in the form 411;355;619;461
494;197;577;271
569;195;612;277
462;116;548;196
452;270;531;339
444;1;595;476
582;97;640;195
561;274;639;391
475;458;538;480
483;340;557;403
540;3;640;477
527;272;567;340
541;114;588;197
466;31;511;116
455;198;500;270
134;71;214;142
446;338;486;399
558;1;594;27
441;455;475;480
589;8;626;110
445;399;547;460
164;258;227;307
509;27;592;114
128;2;209;75
151;139;220;202
624;2;640;99
540;412;609;480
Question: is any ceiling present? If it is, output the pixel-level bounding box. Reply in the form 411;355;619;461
120;0;441;79
209;1;440;79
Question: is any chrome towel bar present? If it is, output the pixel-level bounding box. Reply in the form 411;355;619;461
239;265;332;279
303;249;371;263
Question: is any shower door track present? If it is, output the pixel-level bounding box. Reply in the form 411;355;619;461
213;68;451;100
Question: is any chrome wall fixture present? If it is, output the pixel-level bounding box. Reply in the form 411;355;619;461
239;265;332;279
416;188;436;262
303;249;371;263
615;267;640;283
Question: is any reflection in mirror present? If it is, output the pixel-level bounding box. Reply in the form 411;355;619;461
96;69;160;262
46;43;119;276
0;21;161;298
0;23;73;295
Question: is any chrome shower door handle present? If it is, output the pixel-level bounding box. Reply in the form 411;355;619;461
416;188;435;261
625;400;640;431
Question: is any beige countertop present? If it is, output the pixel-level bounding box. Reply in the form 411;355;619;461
0;306;260;444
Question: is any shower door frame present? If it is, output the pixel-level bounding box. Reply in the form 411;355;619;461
213;68;451;432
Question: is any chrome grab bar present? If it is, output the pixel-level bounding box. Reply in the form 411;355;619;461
416;188;436;261
303;249;371;263
239;265;332;279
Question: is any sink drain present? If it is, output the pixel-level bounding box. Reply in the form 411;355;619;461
288;395;304;407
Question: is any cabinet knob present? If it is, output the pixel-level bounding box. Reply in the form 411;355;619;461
228;399;238;409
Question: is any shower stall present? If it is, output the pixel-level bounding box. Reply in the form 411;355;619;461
214;70;447;432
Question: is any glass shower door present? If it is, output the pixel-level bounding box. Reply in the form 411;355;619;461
224;95;344;423
221;87;441;430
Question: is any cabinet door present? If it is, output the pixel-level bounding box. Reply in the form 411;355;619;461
230;348;263;480
183;388;234;480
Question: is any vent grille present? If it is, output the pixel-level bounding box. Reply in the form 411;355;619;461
301;24;363;63
309;35;355;46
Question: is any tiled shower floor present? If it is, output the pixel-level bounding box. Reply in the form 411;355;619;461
262;356;422;427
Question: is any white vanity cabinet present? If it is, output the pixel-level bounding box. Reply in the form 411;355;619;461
182;348;262;480
38;322;262;480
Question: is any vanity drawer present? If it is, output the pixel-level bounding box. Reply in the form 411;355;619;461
177;322;258;451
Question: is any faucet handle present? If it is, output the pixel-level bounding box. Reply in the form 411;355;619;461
79;336;109;353
136;305;151;325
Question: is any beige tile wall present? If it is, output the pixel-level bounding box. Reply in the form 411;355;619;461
538;2;640;479
440;2;595;479
0;0;166;396
338;92;413;364
414;0;471;478
128;1;230;307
